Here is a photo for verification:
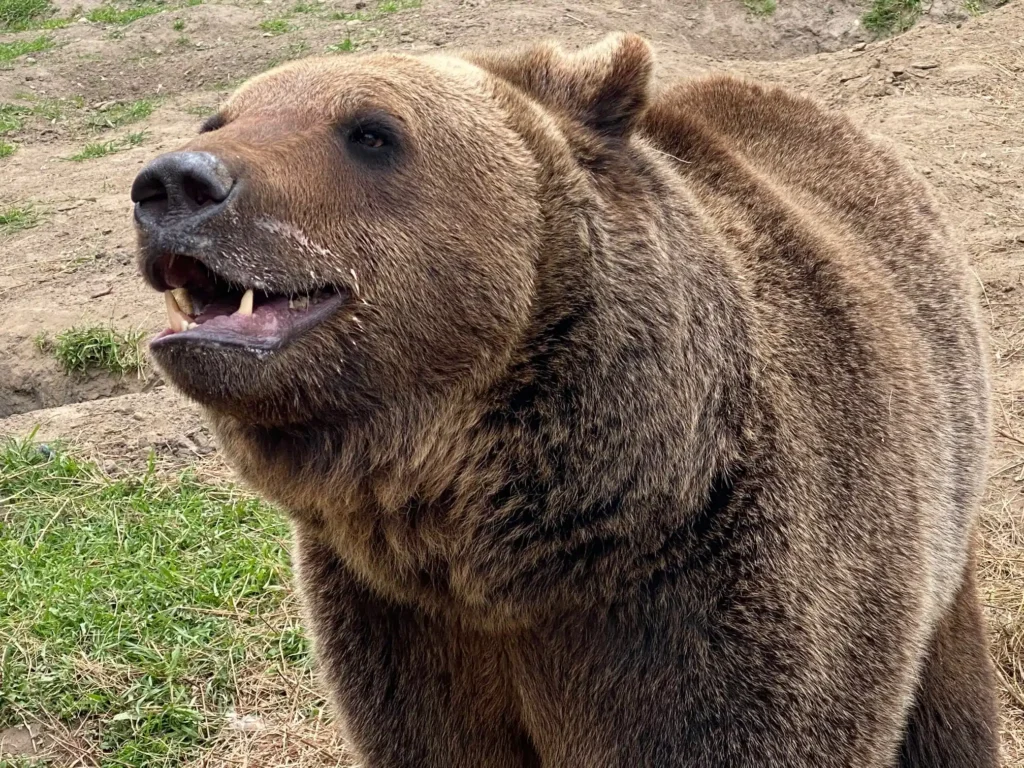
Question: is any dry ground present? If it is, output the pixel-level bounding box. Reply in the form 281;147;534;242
1;0;1022;765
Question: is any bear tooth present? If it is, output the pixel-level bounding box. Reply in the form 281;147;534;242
165;291;190;333
238;288;254;316
292;296;309;310
171;287;193;316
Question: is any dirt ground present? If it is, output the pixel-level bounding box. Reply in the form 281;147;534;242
1;0;1022;764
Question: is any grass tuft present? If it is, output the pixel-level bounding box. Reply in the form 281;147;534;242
376;0;419;11
862;0;922;36
258;17;289;34
38;324;148;376
0;203;39;234
0;139;15;157
743;0;777;16
0;34;52;63
68;131;145;161
86;2;164;25
0;0;52;29
325;37;355;53
0;439;310;767
87;98;155;130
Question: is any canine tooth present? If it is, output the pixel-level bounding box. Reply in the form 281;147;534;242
238;288;254;316
186;322;198;330
165;291;190;333
171;287;193;316
292;295;309;310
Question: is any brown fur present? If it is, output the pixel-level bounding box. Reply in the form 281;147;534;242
135;34;999;766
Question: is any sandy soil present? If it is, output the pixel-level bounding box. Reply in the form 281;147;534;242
1;0;1021;764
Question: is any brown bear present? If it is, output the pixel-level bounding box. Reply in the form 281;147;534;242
131;34;999;767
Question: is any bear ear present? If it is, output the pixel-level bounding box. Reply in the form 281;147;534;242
468;33;654;142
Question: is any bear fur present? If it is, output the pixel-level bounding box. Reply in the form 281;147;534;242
136;34;1000;767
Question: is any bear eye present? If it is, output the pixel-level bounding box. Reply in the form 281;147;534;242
341;113;403;167
350;128;386;149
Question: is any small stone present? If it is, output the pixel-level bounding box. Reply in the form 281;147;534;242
852;42;866;51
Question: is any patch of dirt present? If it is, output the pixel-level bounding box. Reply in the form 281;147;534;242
0;724;54;758
1;0;1022;765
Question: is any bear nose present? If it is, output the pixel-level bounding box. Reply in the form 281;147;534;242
131;151;235;231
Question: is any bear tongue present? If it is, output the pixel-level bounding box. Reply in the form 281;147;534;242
162;289;296;339
196;296;291;338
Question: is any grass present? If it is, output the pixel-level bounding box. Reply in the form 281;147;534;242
68;131;145;161
328;0;419;21
376;0;419;11
87;98;155;130
0;204;39;235
0;139;15;157
86;2;165;25
0;96;84;138
258;16;289;34
36;325;147;376
325;37;355;53
0;34;52;64
171;15;183;29
0;104;26;134
743;0;776;15
0;438;316;767
0;0;51;29
184;103;216;117
862;0;922;36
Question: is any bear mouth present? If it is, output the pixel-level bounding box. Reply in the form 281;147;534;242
149;253;349;351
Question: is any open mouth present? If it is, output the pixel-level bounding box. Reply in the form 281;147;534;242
151;254;348;351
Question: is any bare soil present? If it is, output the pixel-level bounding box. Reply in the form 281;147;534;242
1;0;1022;765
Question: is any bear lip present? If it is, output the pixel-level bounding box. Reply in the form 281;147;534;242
149;253;350;352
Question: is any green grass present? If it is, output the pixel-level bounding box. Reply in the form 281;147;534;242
742;0;776;15
88;98;155;130
258;17;289;34
0;204;39;235
862;0;922;35
86;2;165;25
376;0;419;11
0;34;52;63
0;0;51;29
325;37;355;53
37;324;147;376
0;96;83;137
328;0;417;21
68;131;145;161
963;0;982;13
0;139;15;157
0;104;26;134
183;103;215;117
171;15;183;29
0;439;310;767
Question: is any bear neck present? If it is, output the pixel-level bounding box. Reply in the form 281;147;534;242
478;140;756;546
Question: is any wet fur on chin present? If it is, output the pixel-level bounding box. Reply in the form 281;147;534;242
150;33;999;768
